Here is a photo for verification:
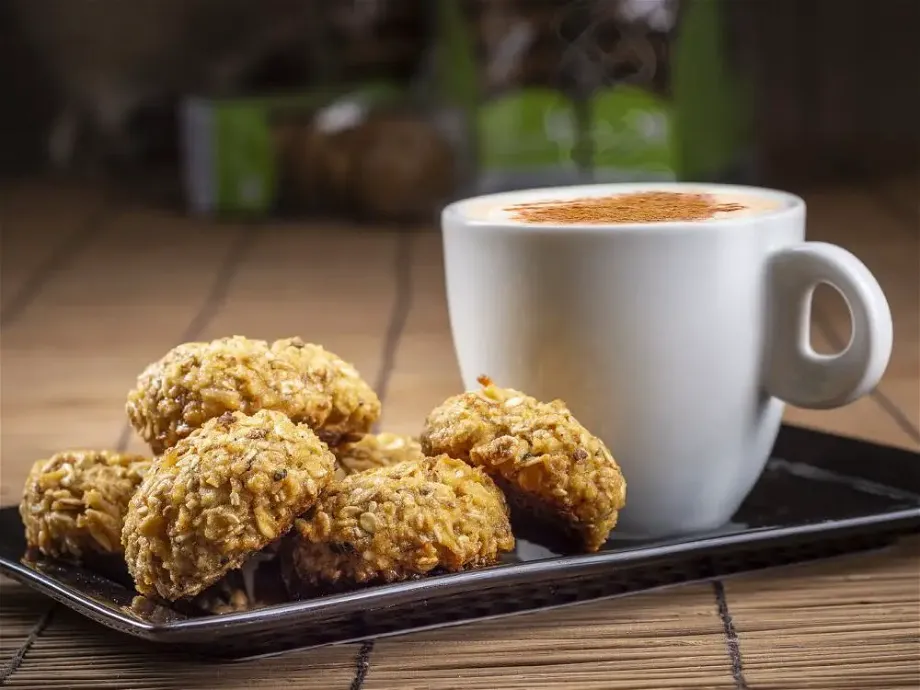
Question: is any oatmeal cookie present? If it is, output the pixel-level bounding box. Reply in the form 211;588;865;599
122;409;335;601
420;377;626;553
284;455;514;590
333;432;424;478
20;450;151;560
126;336;381;454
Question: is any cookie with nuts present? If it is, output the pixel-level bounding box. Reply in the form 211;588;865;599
122;409;335;601
126;335;381;454
283;455;514;592
420;376;627;553
20;450;152;561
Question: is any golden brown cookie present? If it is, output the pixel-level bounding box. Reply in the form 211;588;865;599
20;450;152;560
284;455;514;591
126;336;380;454
420;377;626;553
122;409;335;601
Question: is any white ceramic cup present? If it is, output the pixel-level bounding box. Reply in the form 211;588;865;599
441;183;893;539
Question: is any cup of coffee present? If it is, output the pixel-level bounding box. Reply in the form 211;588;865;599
441;183;893;539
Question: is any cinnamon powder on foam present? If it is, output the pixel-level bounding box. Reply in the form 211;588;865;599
506;192;746;224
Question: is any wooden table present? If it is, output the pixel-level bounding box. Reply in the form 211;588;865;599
1;177;918;689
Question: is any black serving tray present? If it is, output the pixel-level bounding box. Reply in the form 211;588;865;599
2;424;918;660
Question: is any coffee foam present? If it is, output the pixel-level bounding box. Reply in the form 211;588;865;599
462;189;785;225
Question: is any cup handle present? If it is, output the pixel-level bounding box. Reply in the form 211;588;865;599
764;242;893;409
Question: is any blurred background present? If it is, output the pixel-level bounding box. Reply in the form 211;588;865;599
0;0;917;221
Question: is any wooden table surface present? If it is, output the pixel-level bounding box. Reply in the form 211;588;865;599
1;177;917;689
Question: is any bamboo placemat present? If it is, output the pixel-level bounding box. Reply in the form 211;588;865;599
1;176;918;689
2;539;918;689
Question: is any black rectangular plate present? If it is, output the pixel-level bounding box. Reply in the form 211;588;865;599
2;424;918;660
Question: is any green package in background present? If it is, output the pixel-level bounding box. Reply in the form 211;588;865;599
592;0;752;182
434;0;583;194
181;83;405;216
182;94;314;216
435;0;753;190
